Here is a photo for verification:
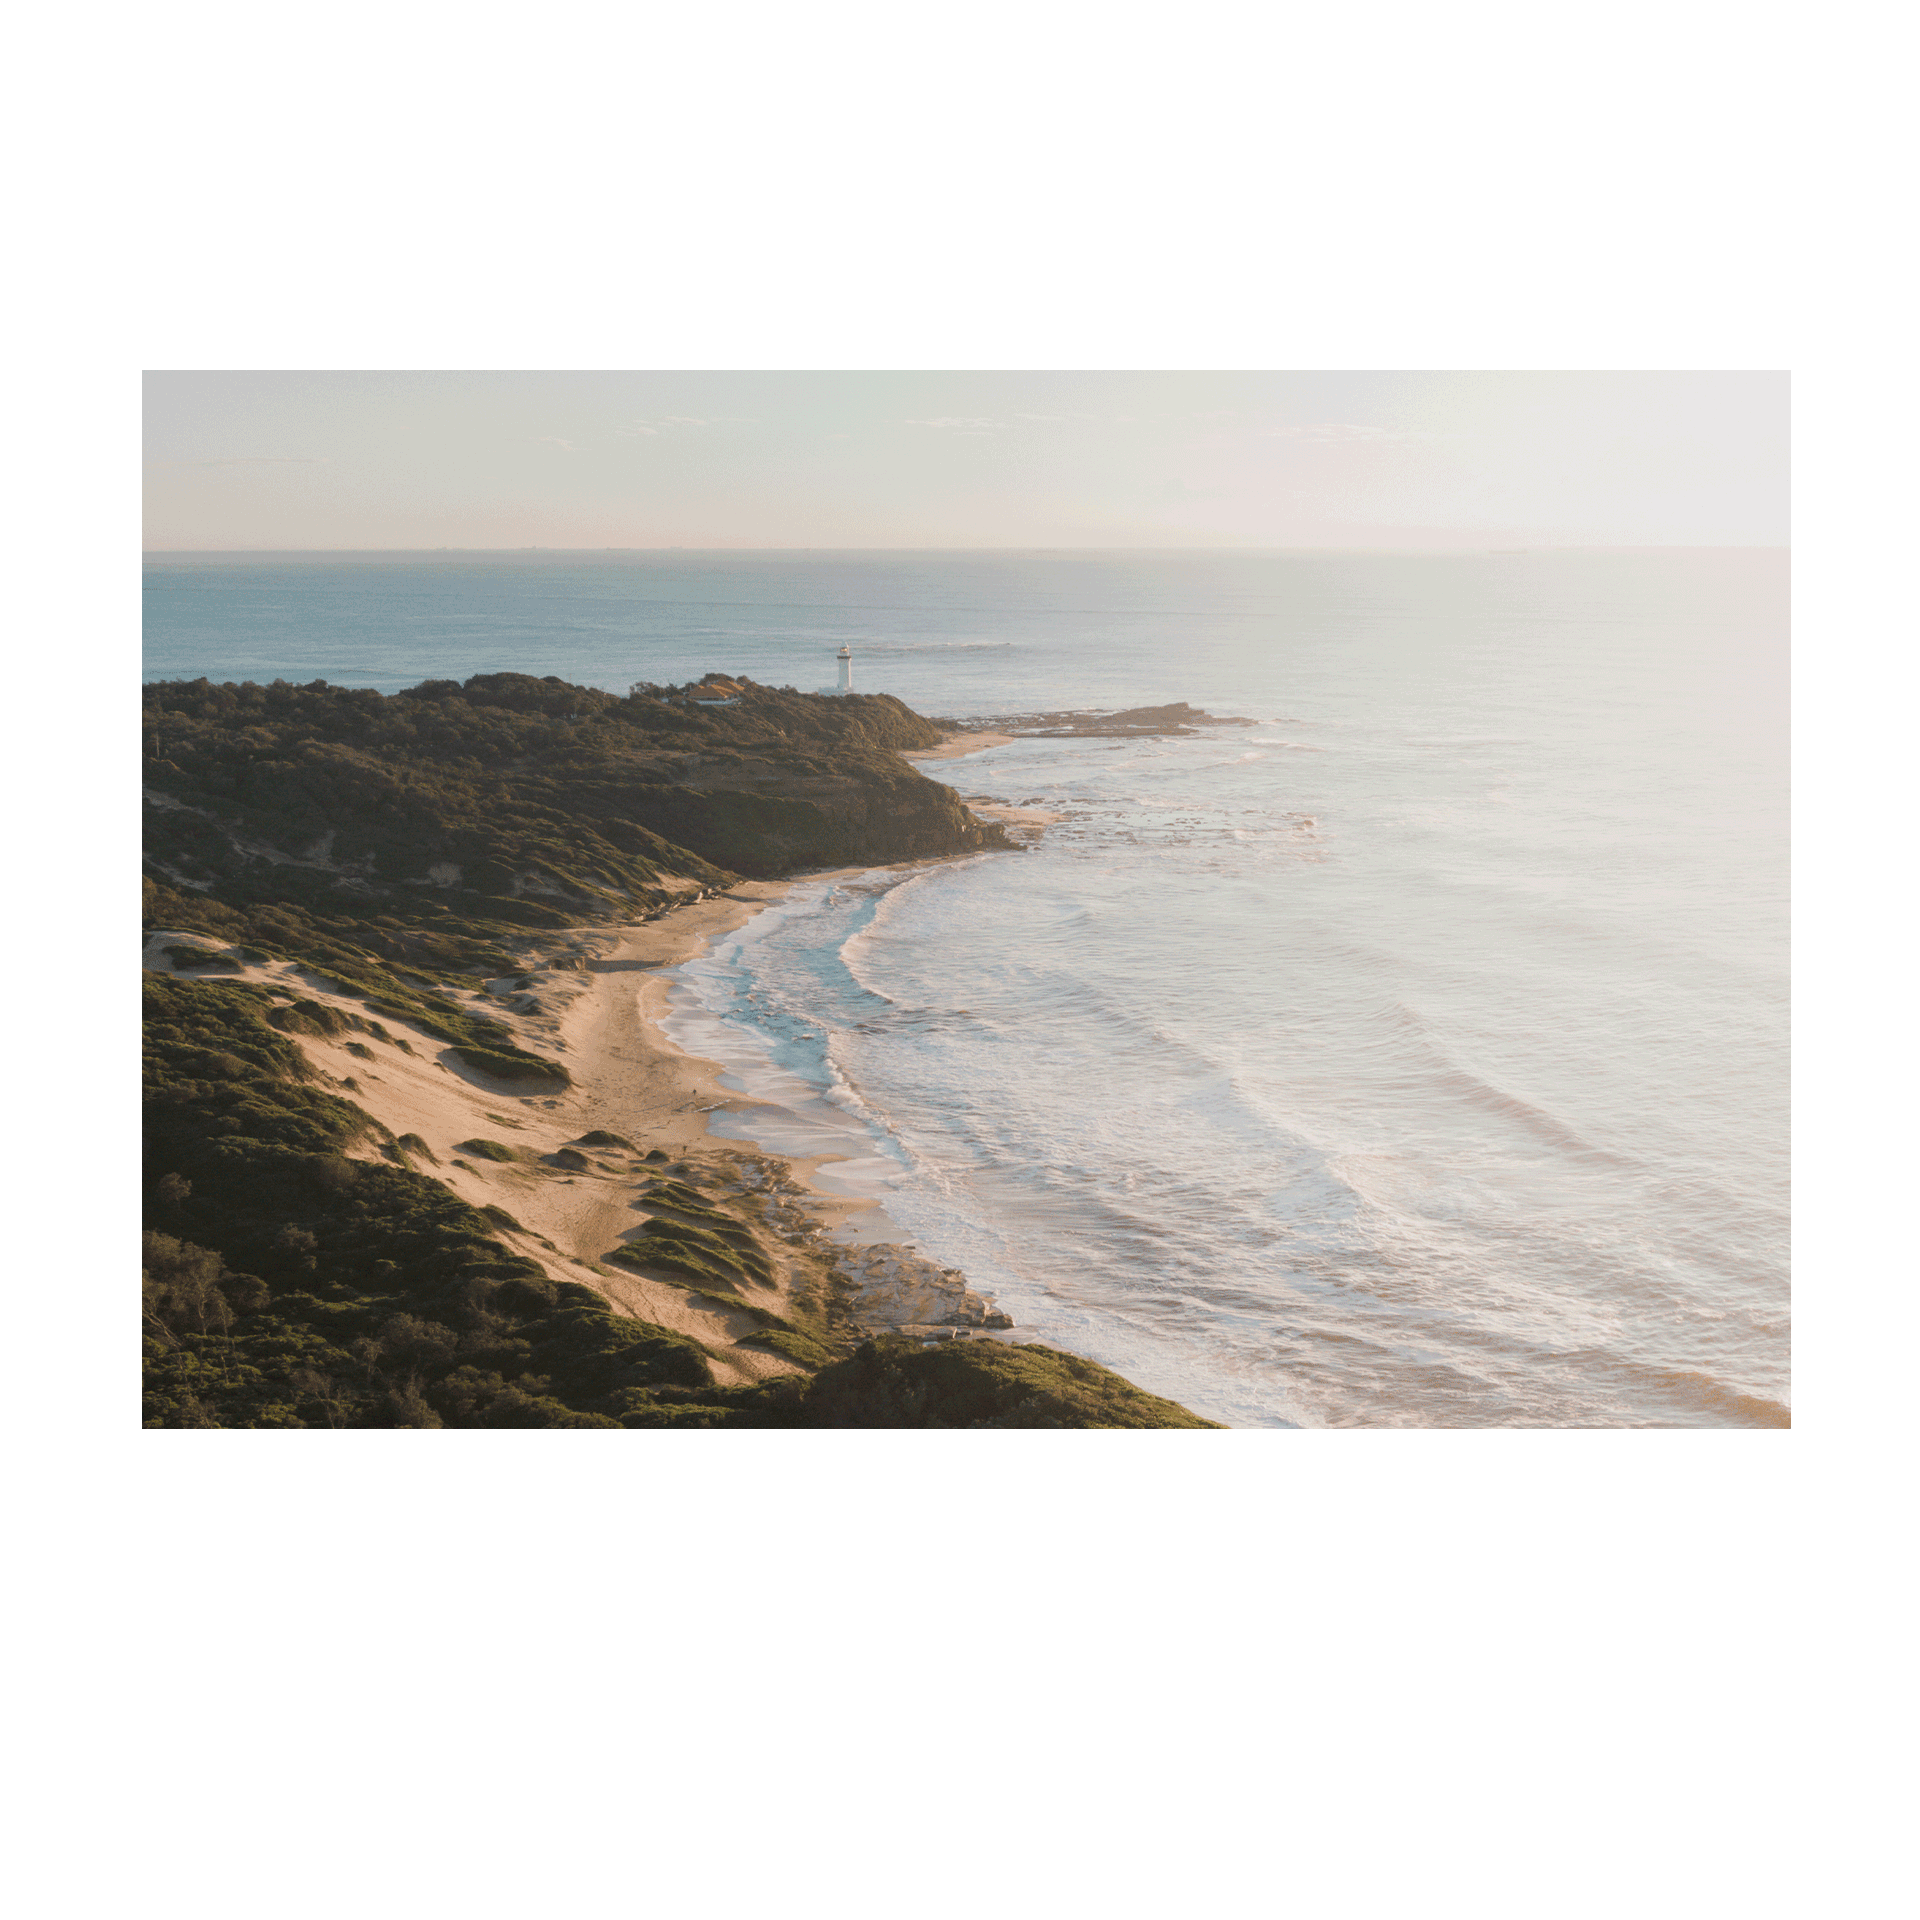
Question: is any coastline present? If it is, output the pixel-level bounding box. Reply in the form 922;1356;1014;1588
904;727;1066;836
900;728;1014;764
144;713;1222;1423
150;887;828;1386
145;858;1031;1384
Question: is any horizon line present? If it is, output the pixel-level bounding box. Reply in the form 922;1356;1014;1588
143;541;1789;556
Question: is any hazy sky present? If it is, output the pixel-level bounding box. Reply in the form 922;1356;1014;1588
143;371;1785;551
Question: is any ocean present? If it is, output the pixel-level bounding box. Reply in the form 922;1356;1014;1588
145;549;1789;1426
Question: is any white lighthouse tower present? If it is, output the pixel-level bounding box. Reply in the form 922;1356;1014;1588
836;645;853;694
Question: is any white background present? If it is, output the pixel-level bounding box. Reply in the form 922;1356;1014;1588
8;1;1909;1915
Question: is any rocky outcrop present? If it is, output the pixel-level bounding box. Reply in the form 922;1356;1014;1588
832;1242;1014;1331
713;1160;1015;1333
952;700;1257;738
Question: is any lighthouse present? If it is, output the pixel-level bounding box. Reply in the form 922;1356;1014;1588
837;645;853;694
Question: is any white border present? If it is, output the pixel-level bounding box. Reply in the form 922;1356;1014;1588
12;3;1907;1913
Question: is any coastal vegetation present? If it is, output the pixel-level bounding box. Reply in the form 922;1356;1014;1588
142;671;1216;1428
145;669;996;902
803;1337;1220;1428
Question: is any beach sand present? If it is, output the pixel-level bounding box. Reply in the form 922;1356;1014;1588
900;728;1014;763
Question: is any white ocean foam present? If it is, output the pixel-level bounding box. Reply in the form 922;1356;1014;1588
660;880;940;1214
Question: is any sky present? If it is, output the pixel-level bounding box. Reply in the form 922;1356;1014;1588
142;371;1786;551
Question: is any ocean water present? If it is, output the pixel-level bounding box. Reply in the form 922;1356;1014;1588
146;550;1789;1426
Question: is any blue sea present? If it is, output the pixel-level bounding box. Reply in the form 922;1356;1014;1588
146;550;1789;1426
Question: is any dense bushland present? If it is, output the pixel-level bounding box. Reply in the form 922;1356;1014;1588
144;671;998;905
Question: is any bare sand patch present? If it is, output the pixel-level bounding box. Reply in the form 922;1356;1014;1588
900;729;1013;763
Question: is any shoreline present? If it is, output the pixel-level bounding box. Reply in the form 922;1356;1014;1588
146;844;1033;1379
626;729;1050;1335
899;728;1014;764
904;726;1066;836
143;694;1225;1426
149;888;833;1387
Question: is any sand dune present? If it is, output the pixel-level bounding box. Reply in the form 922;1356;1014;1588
146;881;891;1386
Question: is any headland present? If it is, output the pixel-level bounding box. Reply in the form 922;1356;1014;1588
141;674;1219;1428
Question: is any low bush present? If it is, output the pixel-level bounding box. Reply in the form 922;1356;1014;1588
456;1138;522;1163
801;1337;1222;1428
451;1044;570;1089
742;1326;836;1368
632;1217;773;1287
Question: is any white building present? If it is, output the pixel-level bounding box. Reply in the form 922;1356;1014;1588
819;645;854;695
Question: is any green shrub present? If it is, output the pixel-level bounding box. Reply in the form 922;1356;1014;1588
266;998;354;1038
456;1138;522;1163
640;1180;740;1226
450;1044;570;1089
628;1218;772;1288
605;1240;743;1292
743;1327;836;1368
164;944;242;971
802;1337;1223;1428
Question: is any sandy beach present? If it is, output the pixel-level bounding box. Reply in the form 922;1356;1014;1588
900;728;1014;763
149;886;839;1384
143;734;1047;1382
